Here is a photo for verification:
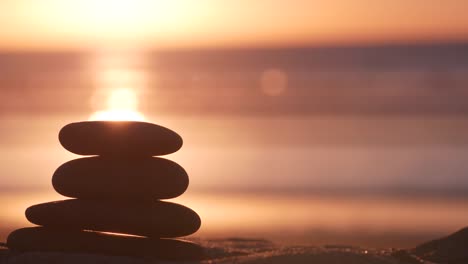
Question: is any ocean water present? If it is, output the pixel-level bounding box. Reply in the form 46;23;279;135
1;43;468;247
2;43;468;116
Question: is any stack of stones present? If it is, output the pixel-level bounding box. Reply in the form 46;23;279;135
7;121;204;261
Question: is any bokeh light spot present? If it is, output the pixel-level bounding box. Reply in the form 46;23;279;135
260;68;288;96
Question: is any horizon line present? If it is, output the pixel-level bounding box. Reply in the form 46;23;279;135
1;39;468;54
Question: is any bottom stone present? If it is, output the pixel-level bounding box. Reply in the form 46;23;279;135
7;227;205;261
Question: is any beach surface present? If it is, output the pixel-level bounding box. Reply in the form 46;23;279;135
3;227;468;264
0;238;423;264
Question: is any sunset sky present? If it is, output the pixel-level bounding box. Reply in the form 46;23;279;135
2;1;468;248
1;0;468;50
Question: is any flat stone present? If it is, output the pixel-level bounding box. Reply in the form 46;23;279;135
59;121;183;156
7;227;205;260
53;157;188;200
26;200;201;238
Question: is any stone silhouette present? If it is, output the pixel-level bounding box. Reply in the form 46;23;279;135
53;157;189;199
59;121;183;156
7;121;204;260
412;226;468;264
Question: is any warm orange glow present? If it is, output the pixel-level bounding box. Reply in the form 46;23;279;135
1;0;468;50
89;88;145;121
89;51;147;121
89;109;145;122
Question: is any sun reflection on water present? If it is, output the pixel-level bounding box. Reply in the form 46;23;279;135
89;88;145;121
89;51;147;121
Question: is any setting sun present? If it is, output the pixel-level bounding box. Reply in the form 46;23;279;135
89;51;147;122
89;88;145;121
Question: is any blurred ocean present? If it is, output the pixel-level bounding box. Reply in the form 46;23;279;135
1;43;468;247
2;43;468;116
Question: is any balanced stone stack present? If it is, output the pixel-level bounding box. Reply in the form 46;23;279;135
7;121;204;260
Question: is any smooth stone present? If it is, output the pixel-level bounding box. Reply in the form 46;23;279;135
53;157;188;200
26;199;201;238
7;227;205;260
59;121;183;156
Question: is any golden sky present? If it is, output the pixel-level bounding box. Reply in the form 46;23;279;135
1;0;468;50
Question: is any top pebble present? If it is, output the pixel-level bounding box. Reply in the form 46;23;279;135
59;121;183;156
